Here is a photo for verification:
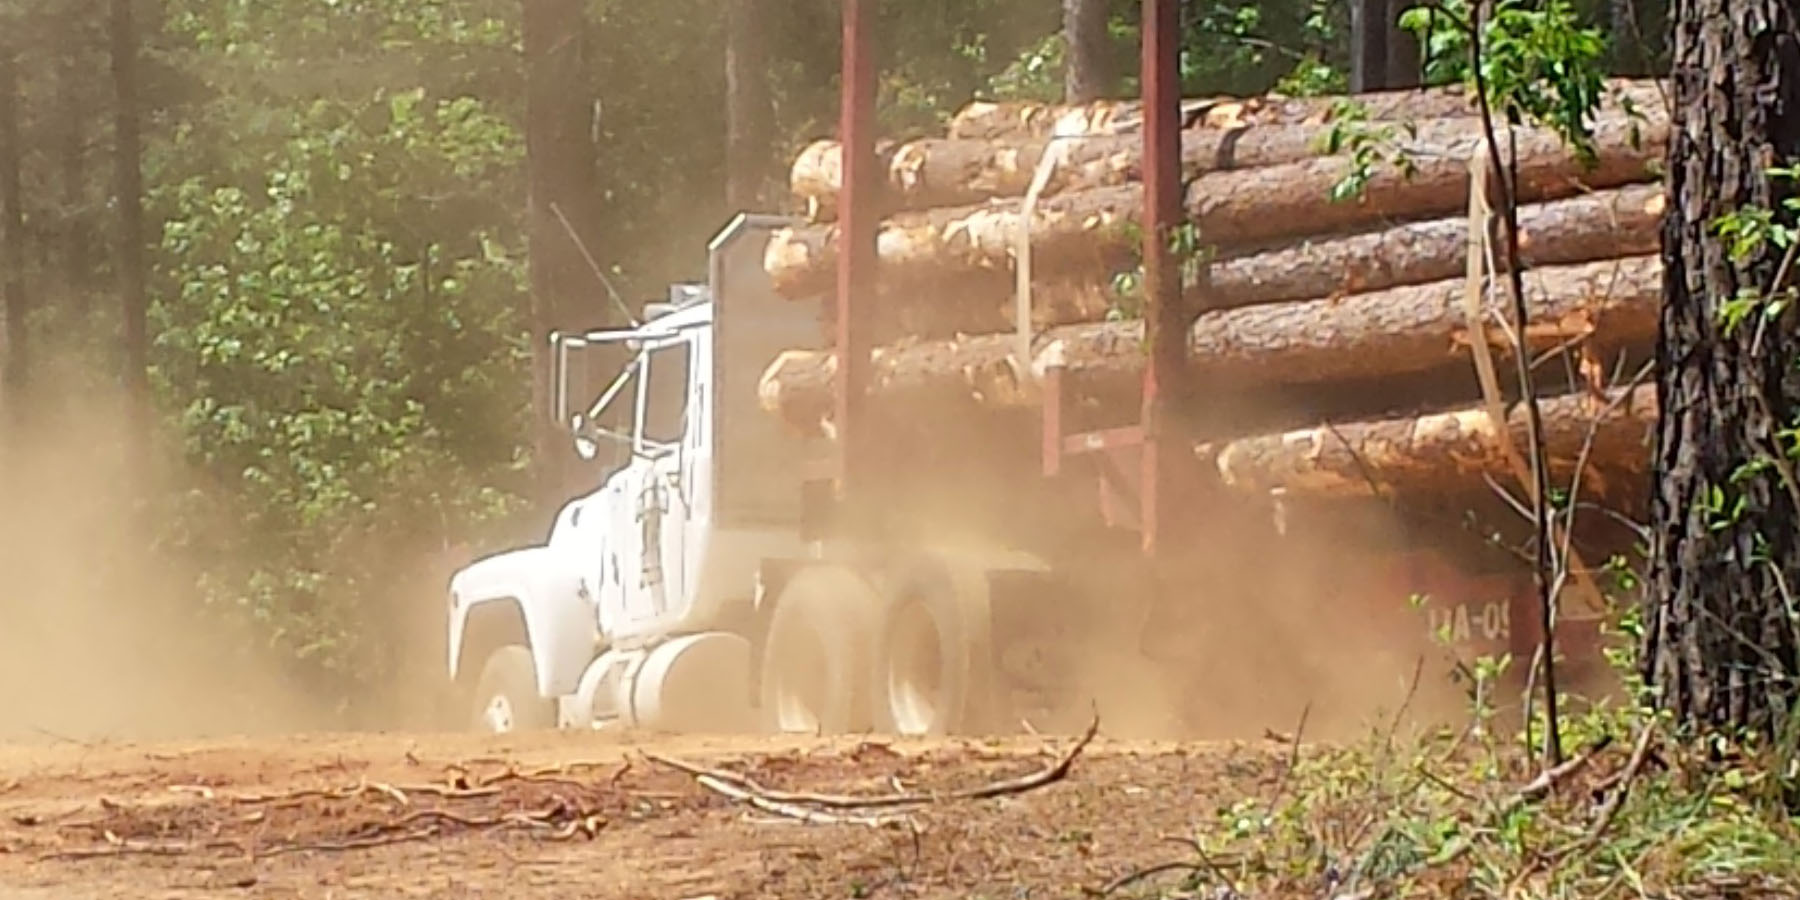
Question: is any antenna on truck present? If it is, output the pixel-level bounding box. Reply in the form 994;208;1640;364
550;200;640;327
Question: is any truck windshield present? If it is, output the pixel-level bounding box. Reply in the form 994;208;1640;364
641;340;690;446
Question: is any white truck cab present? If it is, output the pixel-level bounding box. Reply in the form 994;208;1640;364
444;214;1051;737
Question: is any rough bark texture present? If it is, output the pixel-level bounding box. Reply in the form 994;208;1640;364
759;255;1663;430
1062;0;1116;104
1349;0;1392;93
524;0;600;500
765;115;1668;300
1644;0;1800;738
111;0;149;433
944;77;1667;141
725;0;772;210
1207;384;1655;499
795;106;1671;221
825;183;1666;343
0;38;24;411
799;114;1565;221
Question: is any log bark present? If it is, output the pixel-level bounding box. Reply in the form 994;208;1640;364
795;104;1671;221
944;77;1668;141
841;183;1667;342
1206;384;1656;499
765;115;1668;301
759;255;1664;432
793;114;1471;221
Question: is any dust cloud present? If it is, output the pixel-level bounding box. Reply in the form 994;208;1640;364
861;407;1469;745
1038;506;1468;744
0;362;455;744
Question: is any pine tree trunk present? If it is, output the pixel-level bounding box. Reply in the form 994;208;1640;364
759;255;1663;430
59;8;88;300
111;0;149;432
1644;0;1800;737
1349;0;1392;93
765;115;1667;300
1062;0;1115;103
1208;384;1655;499
524;0;599;499
0;37;25;414
725;0;772;210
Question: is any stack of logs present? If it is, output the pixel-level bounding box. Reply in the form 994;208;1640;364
754;77;1670;506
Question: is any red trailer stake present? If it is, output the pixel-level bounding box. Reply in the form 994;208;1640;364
835;0;877;502
1139;0;1186;558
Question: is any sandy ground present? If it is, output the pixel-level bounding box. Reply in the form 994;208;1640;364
0;726;1285;899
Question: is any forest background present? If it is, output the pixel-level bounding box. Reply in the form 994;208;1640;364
0;0;1669;734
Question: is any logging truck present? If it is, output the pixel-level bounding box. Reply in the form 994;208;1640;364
443;17;1662;735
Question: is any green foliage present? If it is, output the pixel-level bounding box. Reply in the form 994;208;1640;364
1161;648;1800;900
149;87;533;679
1320;100;1421;203
1328;0;1615;204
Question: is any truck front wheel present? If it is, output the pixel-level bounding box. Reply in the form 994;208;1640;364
470;645;555;734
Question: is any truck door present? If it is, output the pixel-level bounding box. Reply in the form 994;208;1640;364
634;335;694;622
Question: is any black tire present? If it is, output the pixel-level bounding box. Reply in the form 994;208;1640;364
871;563;995;736
759;567;882;735
469;646;556;734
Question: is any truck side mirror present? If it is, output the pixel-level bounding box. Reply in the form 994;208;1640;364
570;413;599;460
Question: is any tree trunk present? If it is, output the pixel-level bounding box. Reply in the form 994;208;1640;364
725;0;772;210
1643;0;1800;738
1207;384;1655;499
1062;0;1115;103
1349;0;1391;93
523;0;599;500
0;37;25;416
59;6;89;300
765;114;1668;300
759;254;1663;431
943;77;1667;141
794;110;1671;221
786;183;1665;344
111;0;148;434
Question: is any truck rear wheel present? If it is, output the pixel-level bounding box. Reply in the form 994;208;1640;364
872;562;994;736
470;645;555;734
759;567;881;734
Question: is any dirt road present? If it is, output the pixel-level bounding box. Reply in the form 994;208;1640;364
0;727;1280;899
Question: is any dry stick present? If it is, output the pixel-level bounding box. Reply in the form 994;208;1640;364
646;715;1100;811
169;778;502;805
1470;15;1562;771
692;775;911;828
1579;723;1657;852
39;838;248;861
1262;702;1312;820
1084;860;1204;897
1507;734;1614;810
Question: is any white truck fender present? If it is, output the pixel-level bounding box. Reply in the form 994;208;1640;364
447;546;598;699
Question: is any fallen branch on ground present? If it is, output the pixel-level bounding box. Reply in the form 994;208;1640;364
645;715;1099;814
693;775;912;828
1578;723;1658;851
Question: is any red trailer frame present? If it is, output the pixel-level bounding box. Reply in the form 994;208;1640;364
833;0;1190;558
827;0;1603;679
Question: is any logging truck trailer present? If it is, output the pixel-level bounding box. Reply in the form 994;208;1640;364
442;212;1557;737
443;0;1617;737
